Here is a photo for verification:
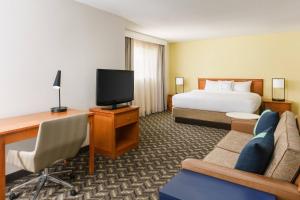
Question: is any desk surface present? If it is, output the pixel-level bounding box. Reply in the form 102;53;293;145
0;109;93;136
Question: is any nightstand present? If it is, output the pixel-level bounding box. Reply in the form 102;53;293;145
167;94;174;112
262;99;292;115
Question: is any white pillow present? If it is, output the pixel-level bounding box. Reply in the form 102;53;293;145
204;80;219;91
218;80;233;91
233;81;252;92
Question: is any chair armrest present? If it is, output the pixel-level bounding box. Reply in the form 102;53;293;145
182;159;300;200
231;119;256;134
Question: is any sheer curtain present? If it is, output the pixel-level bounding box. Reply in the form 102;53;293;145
131;39;165;116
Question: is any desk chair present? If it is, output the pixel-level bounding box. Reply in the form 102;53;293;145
6;114;88;199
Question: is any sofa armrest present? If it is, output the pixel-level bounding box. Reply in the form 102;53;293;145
182;159;300;200
231;119;256;134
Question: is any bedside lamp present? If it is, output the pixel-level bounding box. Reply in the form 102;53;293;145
175;77;184;94
51;70;68;112
272;78;285;101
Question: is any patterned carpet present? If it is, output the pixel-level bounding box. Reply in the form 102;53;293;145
6;112;227;200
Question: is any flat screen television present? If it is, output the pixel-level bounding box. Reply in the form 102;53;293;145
96;69;134;108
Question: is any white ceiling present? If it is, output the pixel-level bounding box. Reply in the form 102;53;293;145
76;0;300;42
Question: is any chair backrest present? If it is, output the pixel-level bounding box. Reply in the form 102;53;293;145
33;114;88;170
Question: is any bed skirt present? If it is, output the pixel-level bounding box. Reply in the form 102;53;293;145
172;107;232;130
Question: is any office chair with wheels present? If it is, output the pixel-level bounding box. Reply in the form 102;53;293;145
6;114;88;199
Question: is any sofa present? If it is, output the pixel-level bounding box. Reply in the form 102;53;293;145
182;111;300;200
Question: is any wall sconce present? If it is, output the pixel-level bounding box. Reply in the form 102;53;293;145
272;78;285;101
175;77;184;94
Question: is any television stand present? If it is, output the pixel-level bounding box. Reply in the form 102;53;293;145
101;104;129;110
90;106;139;159
111;104;129;109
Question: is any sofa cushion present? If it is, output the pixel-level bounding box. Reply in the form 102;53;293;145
217;130;252;153
253;110;279;135
204;147;239;169
159;169;276;200
265;111;300;182
235;130;274;174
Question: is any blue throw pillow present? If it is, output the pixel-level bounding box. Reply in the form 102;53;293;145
235;130;274;174
253;110;279;135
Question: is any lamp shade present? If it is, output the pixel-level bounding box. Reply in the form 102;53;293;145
272;78;284;89
175;77;184;86
53;70;61;89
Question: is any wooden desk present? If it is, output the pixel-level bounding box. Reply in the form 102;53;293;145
0;109;94;200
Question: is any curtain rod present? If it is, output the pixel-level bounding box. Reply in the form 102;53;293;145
125;30;168;46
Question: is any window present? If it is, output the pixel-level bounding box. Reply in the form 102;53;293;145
125;38;165;116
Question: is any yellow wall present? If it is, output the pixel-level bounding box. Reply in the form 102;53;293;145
169;32;300;114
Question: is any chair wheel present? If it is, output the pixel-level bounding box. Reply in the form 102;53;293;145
70;189;78;196
8;192;19;200
70;173;76;180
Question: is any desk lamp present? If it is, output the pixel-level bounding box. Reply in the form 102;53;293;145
51;70;68;112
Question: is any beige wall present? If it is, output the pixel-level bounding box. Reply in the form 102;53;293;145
0;0;127;174
169;32;300;114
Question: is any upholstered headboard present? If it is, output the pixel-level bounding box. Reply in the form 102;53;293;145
198;78;264;96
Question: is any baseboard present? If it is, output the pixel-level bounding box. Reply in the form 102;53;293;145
6;146;90;183
175;117;231;130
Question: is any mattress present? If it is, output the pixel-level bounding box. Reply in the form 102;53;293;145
173;90;261;113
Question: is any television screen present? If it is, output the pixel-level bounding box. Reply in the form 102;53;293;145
96;69;134;106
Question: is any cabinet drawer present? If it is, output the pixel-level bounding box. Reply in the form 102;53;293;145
264;102;291;115
115;110;138;128
264;103;291;110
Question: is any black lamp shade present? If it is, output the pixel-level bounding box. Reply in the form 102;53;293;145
53;70;61;89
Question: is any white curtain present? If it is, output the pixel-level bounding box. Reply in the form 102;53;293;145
132;39;165;116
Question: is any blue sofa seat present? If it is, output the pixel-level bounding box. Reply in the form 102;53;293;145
159;169;276;200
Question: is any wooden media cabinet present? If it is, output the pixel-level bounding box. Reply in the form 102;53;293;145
90;106;139;159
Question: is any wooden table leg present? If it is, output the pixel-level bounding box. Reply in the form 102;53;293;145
0;138;5;200
89;116;95;175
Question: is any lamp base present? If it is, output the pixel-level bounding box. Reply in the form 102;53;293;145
272;98;285;102
51;106;68;113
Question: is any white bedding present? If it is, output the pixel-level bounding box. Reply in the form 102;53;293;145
173;90;261;113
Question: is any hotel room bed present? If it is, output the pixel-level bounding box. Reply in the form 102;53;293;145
173;90;261;113
172;78;264;129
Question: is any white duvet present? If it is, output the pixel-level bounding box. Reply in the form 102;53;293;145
173;90;261;113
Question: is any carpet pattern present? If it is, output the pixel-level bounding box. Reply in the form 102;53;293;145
6;112;227;200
